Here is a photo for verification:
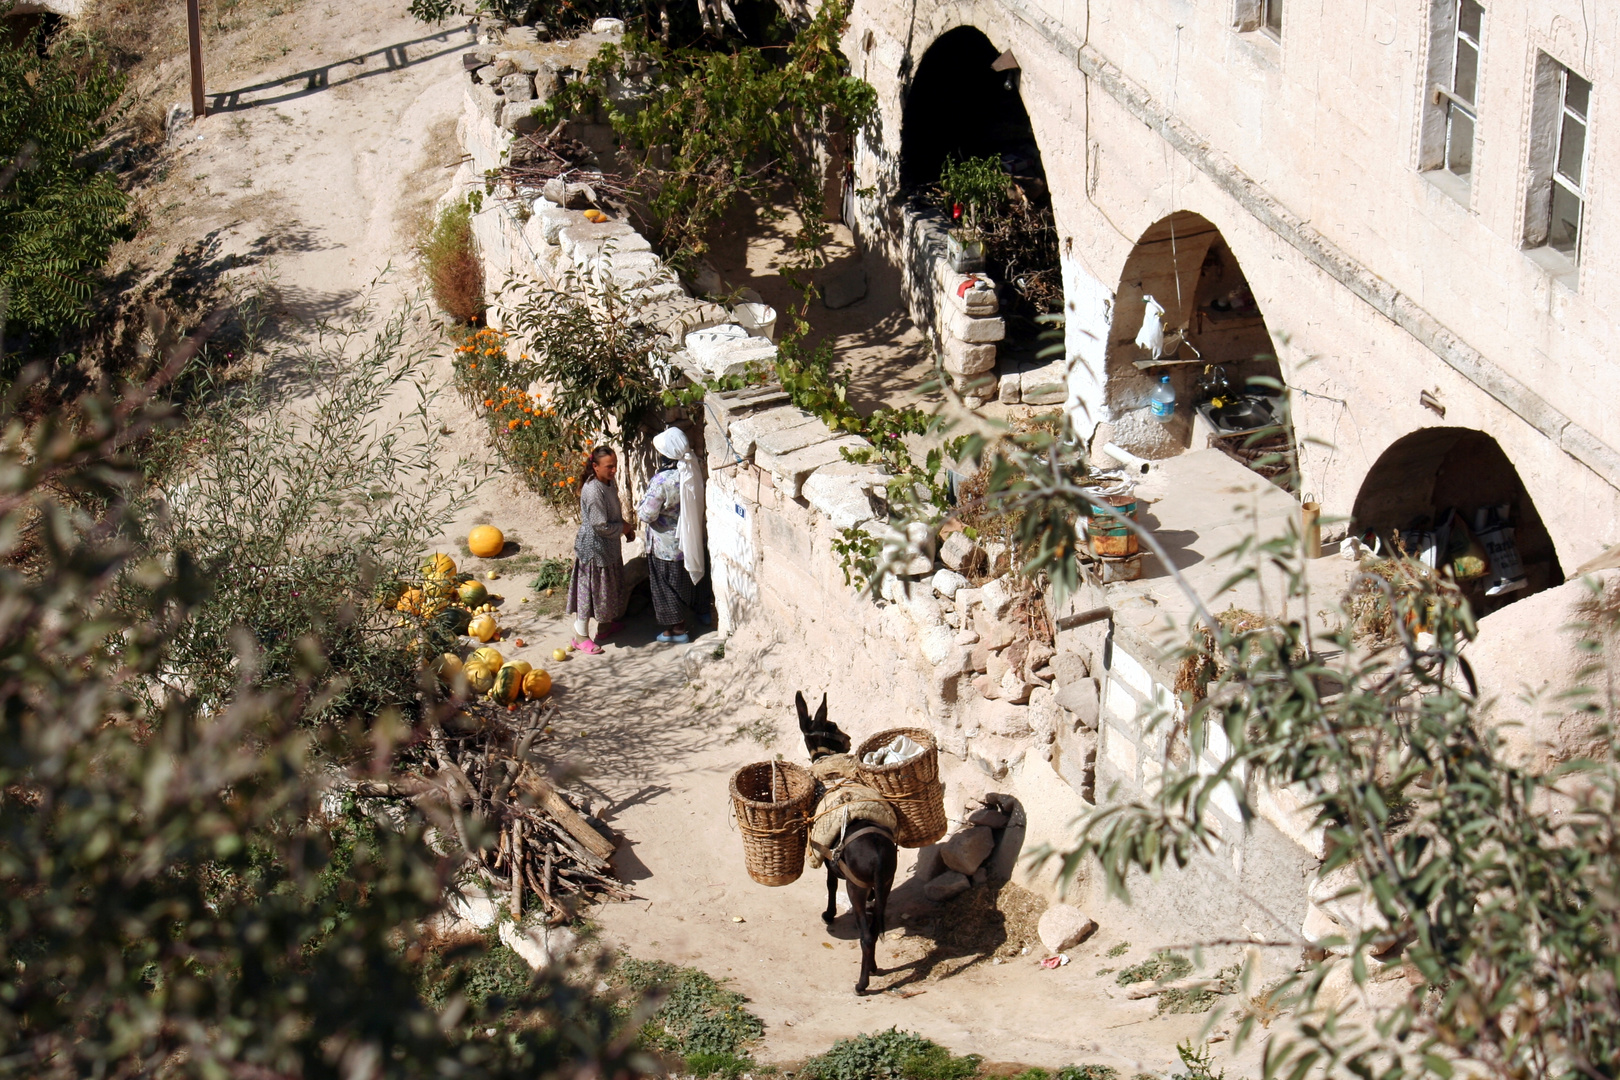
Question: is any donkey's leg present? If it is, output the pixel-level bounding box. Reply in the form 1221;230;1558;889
868;844;895;975
850;881;875;993
822;861;839;924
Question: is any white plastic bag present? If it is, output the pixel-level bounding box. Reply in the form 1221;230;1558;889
1134;295;1167;359
863;734;925;768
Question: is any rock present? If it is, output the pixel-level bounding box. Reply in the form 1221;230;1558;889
997;370;1022;404
940;825;995;875
919;624;958;667
822;265;868;309
1025;640;1056;680
980;577;1016;619
499;921;579;970
974;612;1017;651
1037;904;1098;952
943;338;997;376
1050;649;1091;686
924;870;971;902
1021;358;1068;405
489;57;517;79
946;309;1006;343
971;673;1000;699
913;844;945;883
998;667;1033;705
932;568;969;599
972;867;988;886
966;805;1009;828
940;531;980;574
981;697;1034;735
541;177;596;209
592;16;626;33
985;652;1010;685
1027;686;1062;739
1055;677;1101;730
942;272;999;316
955;628;980;646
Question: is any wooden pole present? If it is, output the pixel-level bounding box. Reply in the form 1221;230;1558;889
186;0;206;120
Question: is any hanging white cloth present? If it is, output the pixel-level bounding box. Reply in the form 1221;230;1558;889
651;426;707;585
1135;295;1167;359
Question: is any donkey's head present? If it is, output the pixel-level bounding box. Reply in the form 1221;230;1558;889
796;691;850;761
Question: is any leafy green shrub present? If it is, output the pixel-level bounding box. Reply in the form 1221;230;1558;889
612;958;764;1059
0;366;639;1078
937;154;1009;237
420;197;485;323
1115;951;1193;986
1057;1067;1119;1080
800;1029;980;1080
685;1050;755;1079
531;556;571;591
125;299;475;724
0;1;133;345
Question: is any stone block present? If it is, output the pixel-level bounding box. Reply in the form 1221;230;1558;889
1021;358;1068;405
939;532;977;572
918;623;958;666
981;696;1033;735
557;220;636;258
499;72;535;100
966;805;1009;828
942;338;997;376
979;577;1016;619
754;415;836;460
946;308;1006;343
940;825;995;875
489;57;517;80
1050;649;1091;686
501;104;540;135
932;568;968;599
942;271;999;315
998;667;1033;705
802;470;876;529
997;370;1021;404
1055;677;1101;730
535;206;581;243
761;437;865;499
499;921;578;970
594;249;668;289
470;82;503;123
971;673;999;699
822;265;868;309
1037;904;1097;953
728;405;816;460
685;325;776;380
924;870;971;902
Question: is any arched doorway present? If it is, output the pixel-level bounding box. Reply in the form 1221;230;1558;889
901;27;1061;348
1351;428;1561;609
1106;213;1294;483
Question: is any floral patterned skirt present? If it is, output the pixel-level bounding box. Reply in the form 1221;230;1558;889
566;558;627;625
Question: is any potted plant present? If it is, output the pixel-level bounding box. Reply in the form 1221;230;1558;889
938;155;1009;273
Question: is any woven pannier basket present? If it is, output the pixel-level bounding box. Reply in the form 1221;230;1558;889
730;760;816;887
854;727;947;848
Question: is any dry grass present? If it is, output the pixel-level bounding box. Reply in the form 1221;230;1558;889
421;200;485;323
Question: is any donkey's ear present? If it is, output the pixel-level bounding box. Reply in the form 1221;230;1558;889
795;691;811;732
814;692;828;730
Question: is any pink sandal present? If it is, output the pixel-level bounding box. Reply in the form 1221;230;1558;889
573;637;603;654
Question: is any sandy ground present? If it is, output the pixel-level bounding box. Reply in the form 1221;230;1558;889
125;6;1269;1073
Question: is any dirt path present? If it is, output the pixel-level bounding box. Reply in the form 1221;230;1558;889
135;10;1266;1074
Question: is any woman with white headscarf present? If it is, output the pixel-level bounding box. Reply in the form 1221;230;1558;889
637;426;707;643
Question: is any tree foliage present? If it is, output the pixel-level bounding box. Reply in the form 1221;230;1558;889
0;3;133;339
0;332;639;1077
536;0;876;271
937;384;1620;1079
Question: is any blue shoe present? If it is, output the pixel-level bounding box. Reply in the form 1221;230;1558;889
656;631;691;644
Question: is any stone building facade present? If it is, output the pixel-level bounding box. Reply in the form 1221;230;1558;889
837;0;1620;581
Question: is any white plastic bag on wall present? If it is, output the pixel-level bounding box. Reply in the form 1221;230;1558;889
1135;295;1167;359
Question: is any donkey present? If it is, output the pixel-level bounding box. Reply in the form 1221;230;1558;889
796;691;898;994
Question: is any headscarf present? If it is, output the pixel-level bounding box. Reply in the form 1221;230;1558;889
651;426;706;584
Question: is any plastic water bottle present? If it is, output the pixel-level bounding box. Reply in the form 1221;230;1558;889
1149;376;1176;422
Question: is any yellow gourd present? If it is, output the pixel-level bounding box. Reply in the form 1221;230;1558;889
394;587;424;615
468;525;504;558
492;663;524;703
462;661;495;693
507;659;532;679
437;653;464;681
423;552;457;579
522;669;552;699
472;646;504;669
468;613;497;642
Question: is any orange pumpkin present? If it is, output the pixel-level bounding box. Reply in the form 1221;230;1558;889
468;525;504;558
523;669;552;699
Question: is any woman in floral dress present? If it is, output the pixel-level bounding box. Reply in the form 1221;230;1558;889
566;445;631;654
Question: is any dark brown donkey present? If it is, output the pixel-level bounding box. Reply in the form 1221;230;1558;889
796;691;898;994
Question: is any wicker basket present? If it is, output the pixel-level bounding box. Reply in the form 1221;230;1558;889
855;727;947;848
730;760;816;886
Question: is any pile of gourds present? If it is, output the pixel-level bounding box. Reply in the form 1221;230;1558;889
389;549;552;702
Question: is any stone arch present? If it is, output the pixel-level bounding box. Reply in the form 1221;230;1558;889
1104;212;1293;470
1351;427;1563;607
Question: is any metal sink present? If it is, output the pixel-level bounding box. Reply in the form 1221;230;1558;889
1199;394;1280;434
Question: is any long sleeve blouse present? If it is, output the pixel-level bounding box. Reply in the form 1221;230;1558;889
574;478;624;566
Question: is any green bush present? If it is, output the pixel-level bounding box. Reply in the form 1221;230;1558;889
612;958;764;1059
800;1029;980;1080
685;1051;755;1079
0;1;133;345
421;197;485;323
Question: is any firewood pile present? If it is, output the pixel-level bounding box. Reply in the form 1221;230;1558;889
357;698;632;922
499;125;633;207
